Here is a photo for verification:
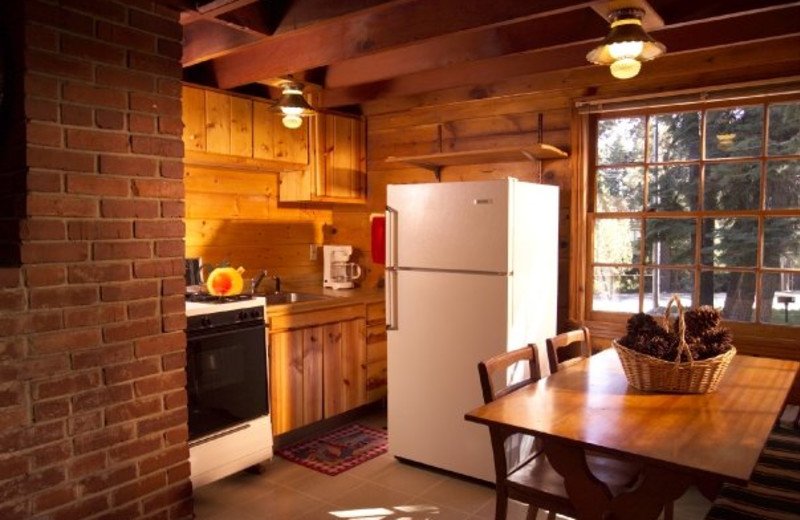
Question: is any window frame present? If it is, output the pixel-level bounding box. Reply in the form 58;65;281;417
578;94;800;356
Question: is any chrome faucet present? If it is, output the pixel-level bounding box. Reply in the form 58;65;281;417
250;270;267;294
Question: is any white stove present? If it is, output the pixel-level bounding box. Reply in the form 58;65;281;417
185;295;273;488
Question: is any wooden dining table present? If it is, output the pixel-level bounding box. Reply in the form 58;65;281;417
464;348;799;520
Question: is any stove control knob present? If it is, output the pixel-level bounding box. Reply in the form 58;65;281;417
201;316;212;327
250;309;262;320
238;311;249;321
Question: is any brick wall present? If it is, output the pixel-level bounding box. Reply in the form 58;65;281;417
0;1;191;518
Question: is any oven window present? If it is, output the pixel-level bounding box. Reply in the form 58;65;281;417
187;324;268;440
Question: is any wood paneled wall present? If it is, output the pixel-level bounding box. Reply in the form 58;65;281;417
184;164;331;289
331;91;578;323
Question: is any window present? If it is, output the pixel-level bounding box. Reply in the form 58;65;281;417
588;99;800;326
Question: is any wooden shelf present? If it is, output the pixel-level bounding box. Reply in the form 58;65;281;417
385;144;567;180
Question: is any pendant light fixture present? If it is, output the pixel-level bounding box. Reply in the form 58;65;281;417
273;81;315;129
586;7;665;80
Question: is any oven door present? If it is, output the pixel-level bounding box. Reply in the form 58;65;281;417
186;321;268;441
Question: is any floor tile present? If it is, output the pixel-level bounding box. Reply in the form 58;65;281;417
416;476;495;515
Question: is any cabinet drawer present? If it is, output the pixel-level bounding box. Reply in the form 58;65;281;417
366;301;385;324
269;304;365;332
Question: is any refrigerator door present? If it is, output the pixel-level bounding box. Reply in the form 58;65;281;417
387;180;511;273
388;269;510;482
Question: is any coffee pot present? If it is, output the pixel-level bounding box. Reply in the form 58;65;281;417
323;245;362;290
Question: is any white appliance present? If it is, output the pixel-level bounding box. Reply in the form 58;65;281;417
385;178;558;482
323;245;362;289
185;296;273;488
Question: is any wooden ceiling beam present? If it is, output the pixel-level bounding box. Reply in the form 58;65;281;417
322;5;800;107
324;8;606;89
360;34;800;119
210;0;595;89
180;0;263;25
183;20;263;66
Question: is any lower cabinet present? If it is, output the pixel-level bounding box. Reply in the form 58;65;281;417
268;304;370;436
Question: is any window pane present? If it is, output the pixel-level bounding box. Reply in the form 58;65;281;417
768;102;800;156
596;167;643;212
594;218;640;264
593;267;640;313
647;165;699;211
704;162;760;211
760;273;800;326
649;112;701;162
763;217;800;268
645;218;695;265
698;271;756;322
597;117;645;165
643;269;694;314
700;218;758;267
766;159;800;209
705;106;764;159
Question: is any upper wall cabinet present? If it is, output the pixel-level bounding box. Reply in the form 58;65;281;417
182;85;309;170
279;112;367;204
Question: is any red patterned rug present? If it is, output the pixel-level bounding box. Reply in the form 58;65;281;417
276;424;388;476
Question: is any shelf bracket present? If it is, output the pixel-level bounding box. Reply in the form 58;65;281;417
413;163;442;182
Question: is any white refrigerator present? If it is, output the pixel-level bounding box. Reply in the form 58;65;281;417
385;178;558;482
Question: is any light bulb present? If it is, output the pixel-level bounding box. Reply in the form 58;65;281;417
610;58;641;79
280;106;304;116
608;40;644;60
282;114;303;129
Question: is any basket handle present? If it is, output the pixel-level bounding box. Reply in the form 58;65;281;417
664;294;693;366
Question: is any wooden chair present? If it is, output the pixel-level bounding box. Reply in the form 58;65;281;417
546;326;592;375
478;344;642;520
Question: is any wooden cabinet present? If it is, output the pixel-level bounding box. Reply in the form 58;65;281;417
279;112;366;204
366;301;387;402
268;304;368;435
182;84;309;170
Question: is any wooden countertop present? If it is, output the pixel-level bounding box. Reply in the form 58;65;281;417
261;285;384;317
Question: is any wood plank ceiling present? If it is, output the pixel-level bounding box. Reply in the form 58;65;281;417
175;0;800;112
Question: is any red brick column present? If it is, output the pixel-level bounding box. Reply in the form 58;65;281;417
0;1;191;518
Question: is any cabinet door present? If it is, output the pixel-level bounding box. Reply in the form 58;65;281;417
323;318;367;418
269;329;304;436
303;326;324;425
279;112;366;203
322;114;365;201
182;86;206;152
366;302;387;402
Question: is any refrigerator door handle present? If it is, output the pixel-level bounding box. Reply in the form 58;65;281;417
385;205;399;330
386;268;398;330
385;205;398;269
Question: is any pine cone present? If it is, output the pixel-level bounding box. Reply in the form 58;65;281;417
684;306;722;340
696;327;733;359
625;313;663;336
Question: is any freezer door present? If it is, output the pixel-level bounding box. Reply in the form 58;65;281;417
387;180;511;273
387;269;510;482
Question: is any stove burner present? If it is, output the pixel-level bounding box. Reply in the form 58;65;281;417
186;293;254;303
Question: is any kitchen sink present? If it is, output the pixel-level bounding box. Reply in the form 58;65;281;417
264;292;332;305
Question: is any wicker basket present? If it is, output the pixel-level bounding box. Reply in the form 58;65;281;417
613;296;736;394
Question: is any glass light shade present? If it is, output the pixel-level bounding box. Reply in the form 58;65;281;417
272;82;315;119
608;40;644;60
586;8;665;80
282;114;303;129
610;58;642;79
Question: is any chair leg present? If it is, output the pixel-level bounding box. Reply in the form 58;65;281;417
663;501;674;520
546;510;557;520
494;491;508;520
525;505;540;520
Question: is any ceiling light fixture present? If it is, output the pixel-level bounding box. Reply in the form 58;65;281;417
273;81;315;129
586;7;666;80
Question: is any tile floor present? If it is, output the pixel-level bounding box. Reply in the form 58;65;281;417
193;412;713;520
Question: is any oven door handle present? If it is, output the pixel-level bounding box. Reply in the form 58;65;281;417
187;322;266;341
